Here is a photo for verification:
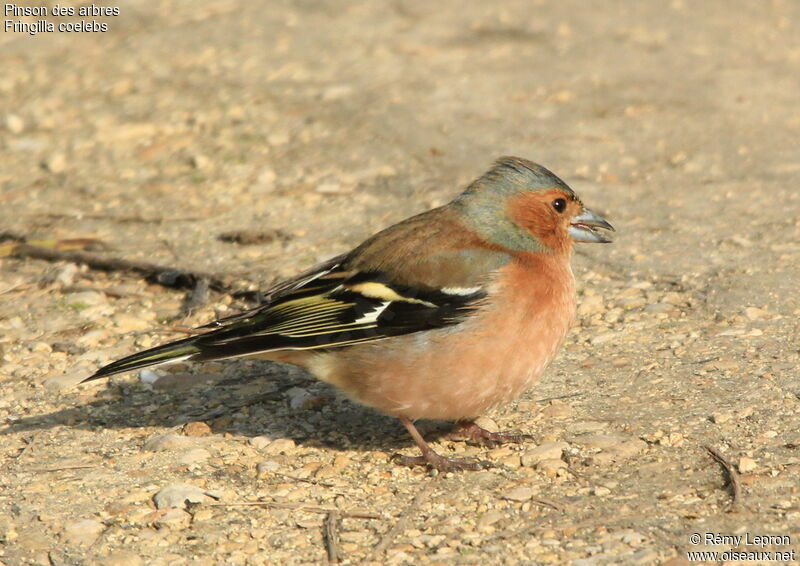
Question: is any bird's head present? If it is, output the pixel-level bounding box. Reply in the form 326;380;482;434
455;156;614;255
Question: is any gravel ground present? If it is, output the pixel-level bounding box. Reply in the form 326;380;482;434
1;1;799;565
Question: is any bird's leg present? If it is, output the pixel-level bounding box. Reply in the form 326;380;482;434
448;419;534;448
392;416;494;472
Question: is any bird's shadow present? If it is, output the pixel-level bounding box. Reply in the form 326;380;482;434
3;361;454;453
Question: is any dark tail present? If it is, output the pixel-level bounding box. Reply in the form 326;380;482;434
82;336;202;382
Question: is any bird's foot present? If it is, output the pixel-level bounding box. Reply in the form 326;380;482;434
395;415;495;472
392;450;494;472
449;420;534;448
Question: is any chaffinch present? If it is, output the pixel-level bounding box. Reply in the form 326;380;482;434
82;157;614;471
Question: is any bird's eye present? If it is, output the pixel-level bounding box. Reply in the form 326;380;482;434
552;198;567;213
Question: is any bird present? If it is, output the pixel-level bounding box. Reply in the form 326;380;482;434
80;156;614;472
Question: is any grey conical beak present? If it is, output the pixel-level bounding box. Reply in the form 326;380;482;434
568;209;615;243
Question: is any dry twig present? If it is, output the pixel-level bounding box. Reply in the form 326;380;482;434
535;392;583;403
31;212;211;223
208;500;380;520
218;229;289;246
324;511;341;564
11;244;237;293
14;433;38;461
270;471;344;490
705;445;743;510
30;465;96;472
0;280;27;295
531;497;566;513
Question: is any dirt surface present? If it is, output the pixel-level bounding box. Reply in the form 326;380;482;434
1;1;799;564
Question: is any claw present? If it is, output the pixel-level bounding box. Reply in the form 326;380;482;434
448;420;535;448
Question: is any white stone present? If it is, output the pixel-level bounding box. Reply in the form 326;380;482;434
153;483;210;509
144;433;198;452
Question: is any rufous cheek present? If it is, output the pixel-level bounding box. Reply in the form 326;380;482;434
506;192;571;253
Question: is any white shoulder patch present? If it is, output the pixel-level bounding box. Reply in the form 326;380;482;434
440;286;483;296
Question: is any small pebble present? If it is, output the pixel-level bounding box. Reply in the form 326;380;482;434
477;510;505;530
622;531;646;545
316;181;343;194
43;152;67;173
537;458;568;477
0;518;18;542
286;387;313;409
630;548;660;565
710;412;732;424
114;314;151;332
257;460;281;476
5;113;25;133
571;434;628;450
98;552;144;566
52;263;80;287
144;433;198;452
259;438;297;455
252;167;277;192
249;435;274;450
541;402;574;418
138;369;162;384
738;457;757;473
503;486;534;502
321;84;353;100
267;131;290;146
190;153;212;170
743;306;770;321
178;448;211;466
154;508;192;530
589;332;616;345
578;294;605;316
473;416;500;432
521;442;567;467
183;421;212;436
44;369;91;390
62;519;105;546
76;329;108;348
64;291;107;306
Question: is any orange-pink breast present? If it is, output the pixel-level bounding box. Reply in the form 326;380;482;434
308;254;577;420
